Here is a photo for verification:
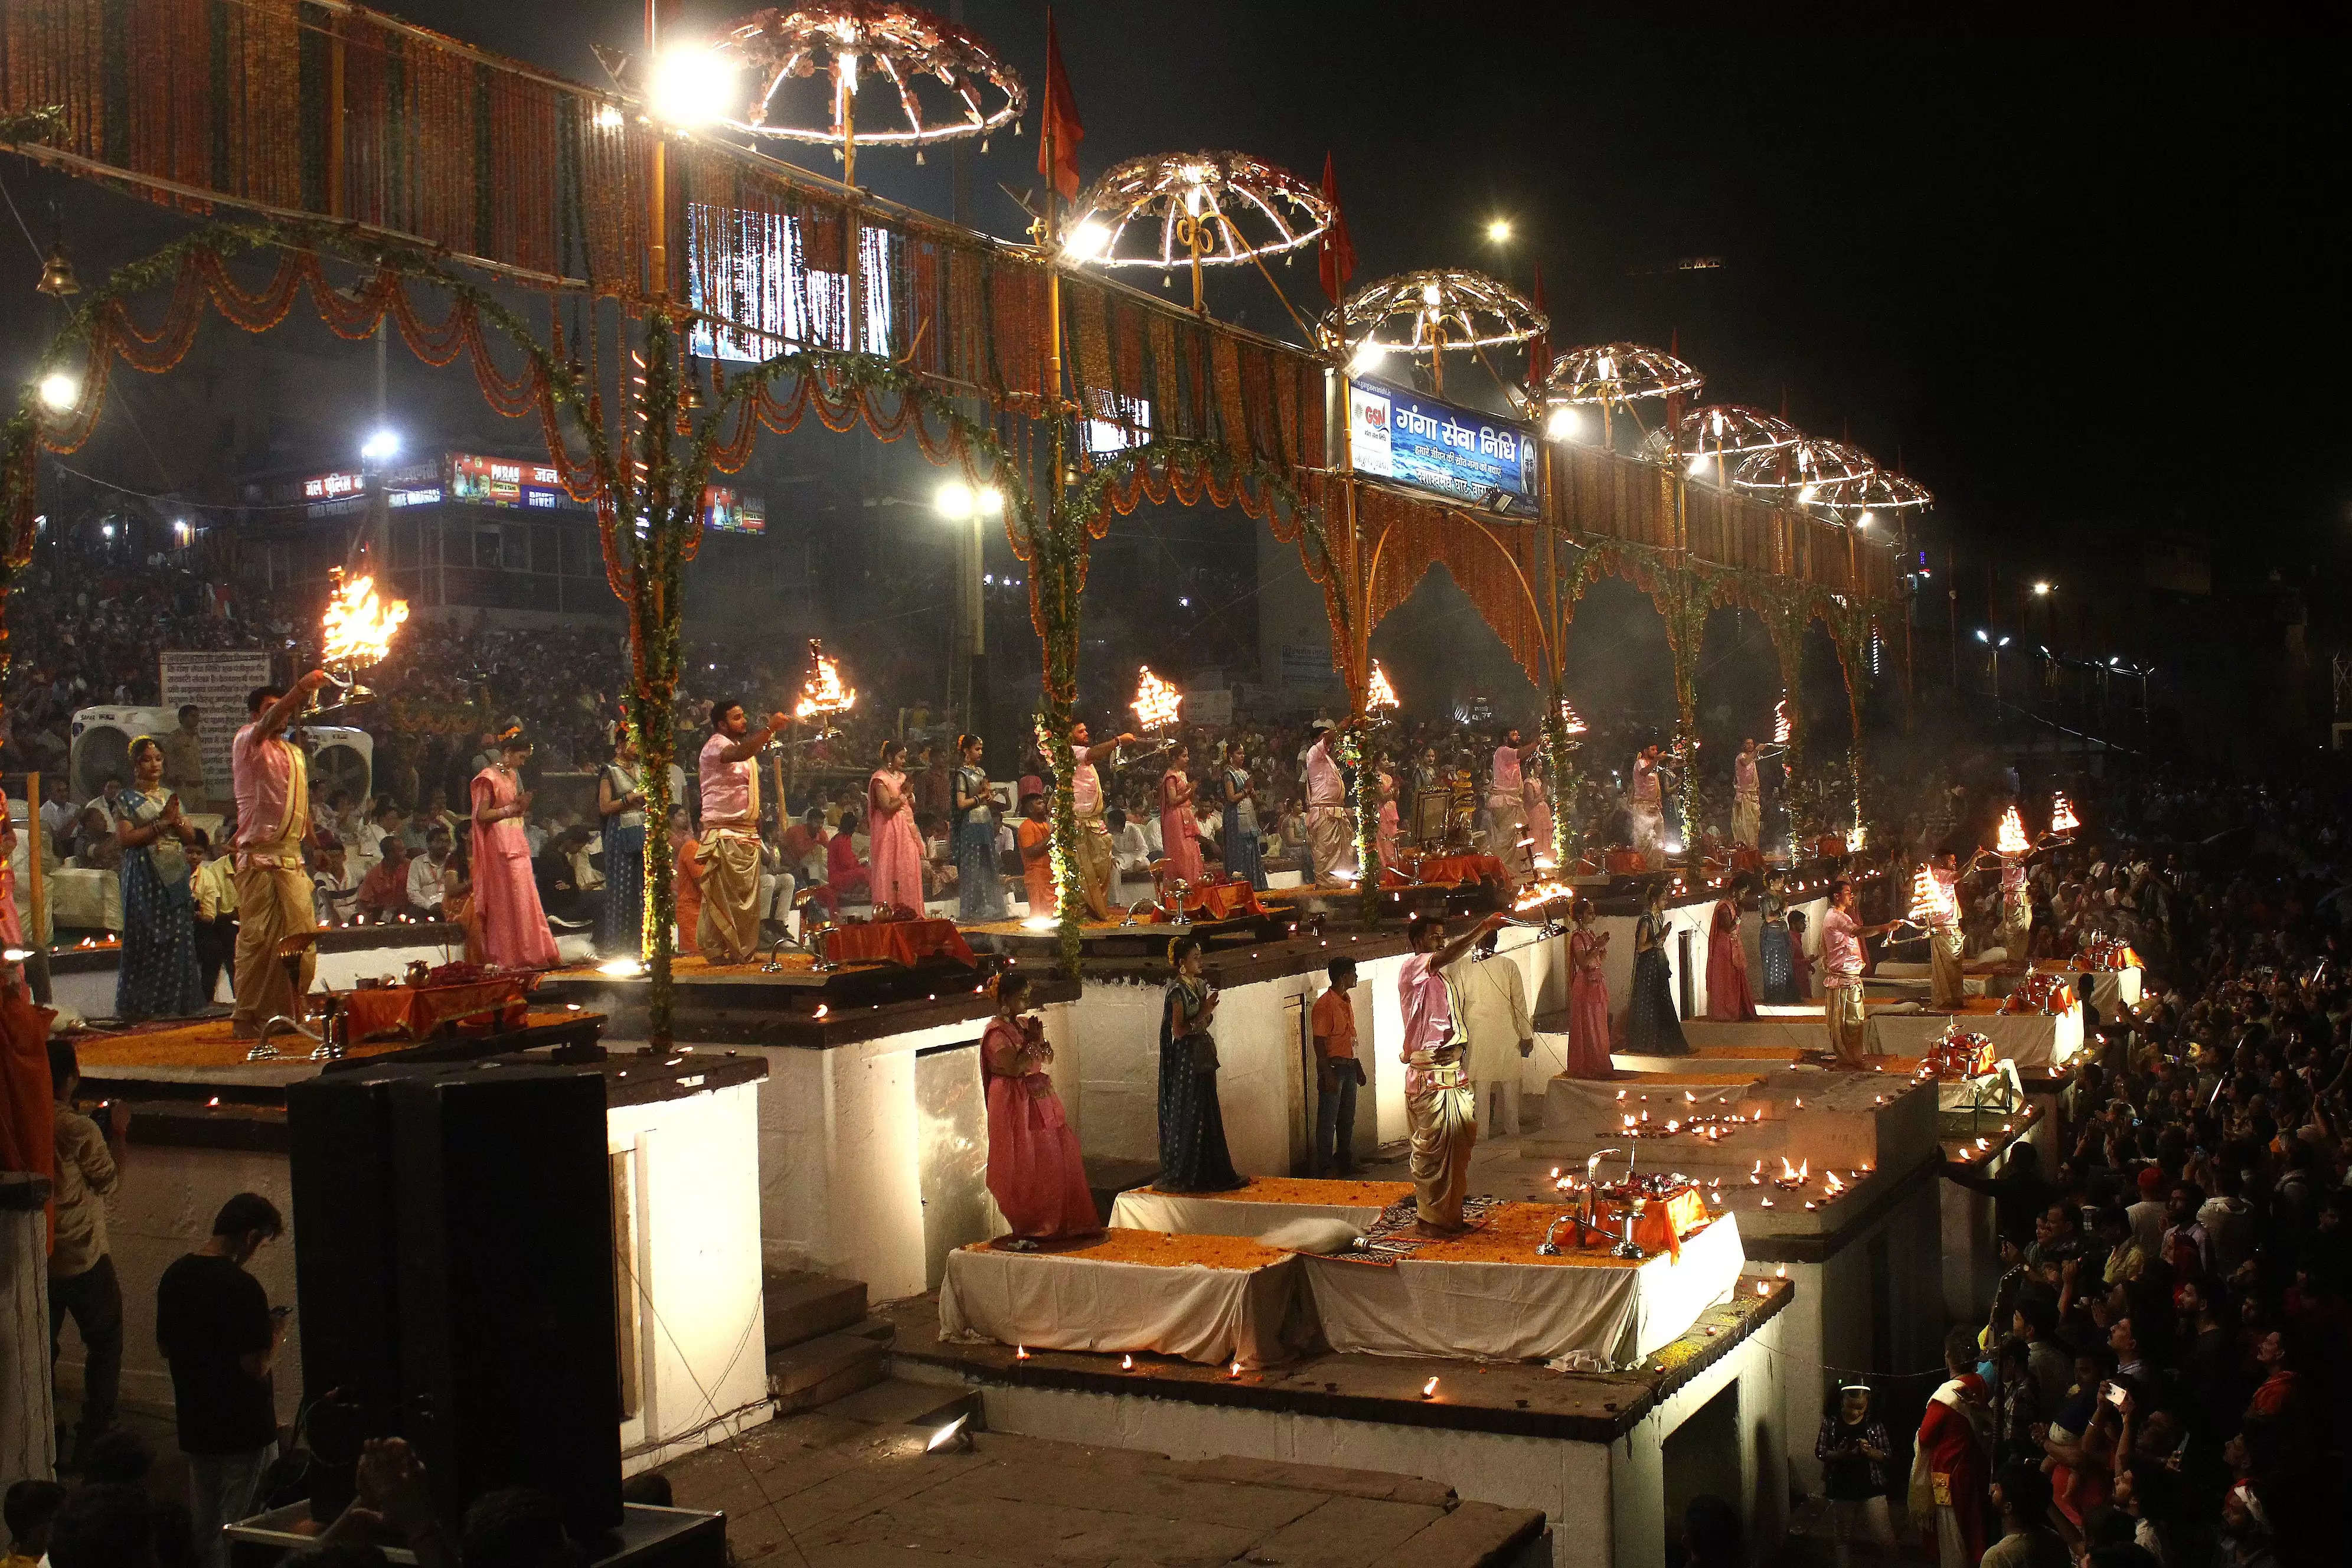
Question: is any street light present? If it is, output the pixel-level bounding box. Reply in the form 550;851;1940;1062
646;45;735;127
360;429;401;464
1545;406;1582;441
1485;218;1513;244
37;371;77;411
2032;580;2052;596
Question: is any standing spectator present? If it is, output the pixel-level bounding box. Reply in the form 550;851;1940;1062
191;830;237;1005
1981;1462;2067;1567
1814;1382;1894;1568
47;1040;124;1468
155;1192;288;1568
1309;958;1360;1177
159;705;207;806
1912;1325;1991;1568
2;1479;65;1568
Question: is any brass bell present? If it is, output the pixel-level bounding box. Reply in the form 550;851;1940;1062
35;243;79;299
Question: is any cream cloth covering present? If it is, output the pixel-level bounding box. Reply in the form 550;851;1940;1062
1303;1211;1743;1369
1109;1185;1391;1240
939;1237;1312;1368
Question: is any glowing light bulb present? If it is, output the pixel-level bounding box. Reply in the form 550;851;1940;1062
647;46;736;127
1064;219;1112;261
1546;406;1581;440
37;372;78;411
1485;218;1512;243
936;481;975;518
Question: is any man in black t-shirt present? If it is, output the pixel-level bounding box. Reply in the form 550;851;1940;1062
155;1193;286;1568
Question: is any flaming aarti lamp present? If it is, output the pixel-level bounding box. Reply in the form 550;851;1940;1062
311;566;409;713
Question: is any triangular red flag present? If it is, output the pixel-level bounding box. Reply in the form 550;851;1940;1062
1527;263;1553;387
1317;152;1356;303
1038;12;1083;204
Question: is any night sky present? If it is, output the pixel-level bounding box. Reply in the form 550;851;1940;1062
374;2;2352;592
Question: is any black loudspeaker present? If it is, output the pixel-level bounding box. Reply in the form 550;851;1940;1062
285;1069;407;1522
288;1061;623;1546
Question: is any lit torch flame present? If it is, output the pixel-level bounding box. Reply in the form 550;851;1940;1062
1132;665;1182;731
1824;1171;1846;1196
1781;1157;1799;1181
320;569;408;669
1366;661;1400;714
1997;805;2028;856
1557;697;1589;736
1422;1376;1440;1399
1773;696;1792;746
796;639;857;721
2050;793;2079;835
1513;879;1575;914
1909;864;1958;927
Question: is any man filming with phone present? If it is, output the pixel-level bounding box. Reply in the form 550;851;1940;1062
156;1193;290;1568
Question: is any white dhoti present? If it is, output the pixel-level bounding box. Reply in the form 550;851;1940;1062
1732;792;1760;850
1826;979;1870;1066
1306;808;1354;884
1630;805;1666;868
1404;1058;1477;1228
1487;792;1530;881
1929;923;1966;1009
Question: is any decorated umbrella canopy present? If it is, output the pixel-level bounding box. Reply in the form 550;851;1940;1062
1732;436;1879;506
1809;466;1934;527
1658;403;1802;477
1060;151;1331;318
1543;342;1701;447
713;2;1026;184
1325;269;1546;396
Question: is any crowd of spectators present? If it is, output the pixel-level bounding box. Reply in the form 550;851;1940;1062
1899;762;2352;1568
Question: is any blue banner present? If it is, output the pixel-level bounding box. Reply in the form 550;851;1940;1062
1346;378;1538;517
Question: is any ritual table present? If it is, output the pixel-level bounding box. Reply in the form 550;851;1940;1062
1868;1001;2080;1071
1381;855;1507;890
1140;881;1270;923
1304;1208;1744;1368
1109;1177;1409;1239
340;977;529;1041
822;918;978;968
2032;958;2142;1017
937;1230;1309;1368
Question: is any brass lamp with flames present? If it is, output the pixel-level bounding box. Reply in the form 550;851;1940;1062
312;566;410;712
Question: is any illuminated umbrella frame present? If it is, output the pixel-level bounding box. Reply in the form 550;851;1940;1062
714;2;1027;184
1327;269;1547;396
1061;150;1332;315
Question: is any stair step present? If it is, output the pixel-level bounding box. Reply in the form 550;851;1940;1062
763;1268;868;1351
842;1315;897;1345
767;1331;887;1411
1082;1155;1162;1226
817;1378;978;1431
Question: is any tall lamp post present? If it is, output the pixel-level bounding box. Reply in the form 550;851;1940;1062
1977;628;2011;716
935;481;1002;736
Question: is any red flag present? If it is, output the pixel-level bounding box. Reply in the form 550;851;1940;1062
1317;153;1356;303
1038;12;1083;204
1528;263;1553;387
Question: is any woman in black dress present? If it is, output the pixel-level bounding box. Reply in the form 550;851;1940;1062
1623;880;1690;1054
1157;934;1244;1191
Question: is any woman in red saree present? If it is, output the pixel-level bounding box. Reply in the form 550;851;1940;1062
867;740;926;915
469;735;558;969
981;972;1099;1242
1706;880;1757;1021
1158;746;1206;886
1564;901;1614;1077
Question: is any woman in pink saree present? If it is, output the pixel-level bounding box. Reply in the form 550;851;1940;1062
982;972;1100;1241
1157;745;1206;887
469;735;558;969
867;740;927;914
1564;900;1615;1077
1706;880;1758;1021
1374;766;1401;870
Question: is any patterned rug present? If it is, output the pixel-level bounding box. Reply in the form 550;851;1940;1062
1313;1194;1510;1268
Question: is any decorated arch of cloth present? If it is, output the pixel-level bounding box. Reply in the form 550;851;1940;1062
0;0;1326;481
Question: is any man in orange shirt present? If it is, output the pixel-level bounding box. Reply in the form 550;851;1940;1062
1015;792;1056;916
1310;958;1363;1176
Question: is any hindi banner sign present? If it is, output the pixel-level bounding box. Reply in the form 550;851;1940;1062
1346;378;1538;517
159;651;276;798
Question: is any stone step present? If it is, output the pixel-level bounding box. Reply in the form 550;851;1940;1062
766;1330;886;1412
814;1376;978;1432
842;1314;897;1345
761;1268;867;1351
1083;1154;1161;1226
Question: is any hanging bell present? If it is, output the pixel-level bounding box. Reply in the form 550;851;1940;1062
35;243;79;299
914;148;925;166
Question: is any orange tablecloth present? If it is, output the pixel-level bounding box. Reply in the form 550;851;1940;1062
824;917;979;969
342;978;529;1041
1382;854;1506;889
1142;881;1269;923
